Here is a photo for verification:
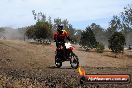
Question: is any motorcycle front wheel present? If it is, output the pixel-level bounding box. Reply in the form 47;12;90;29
70;52;79;69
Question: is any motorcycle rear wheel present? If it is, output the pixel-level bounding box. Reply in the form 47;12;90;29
55;55;62;68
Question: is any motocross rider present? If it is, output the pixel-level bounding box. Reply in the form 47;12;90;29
54;25;71;58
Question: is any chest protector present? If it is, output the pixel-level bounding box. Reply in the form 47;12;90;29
57;30;67;41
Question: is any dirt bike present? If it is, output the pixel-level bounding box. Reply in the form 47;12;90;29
55;42;79;69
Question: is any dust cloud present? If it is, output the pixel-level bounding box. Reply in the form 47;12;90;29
0;27;25;40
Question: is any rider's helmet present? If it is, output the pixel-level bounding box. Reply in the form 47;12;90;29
57;25;63;33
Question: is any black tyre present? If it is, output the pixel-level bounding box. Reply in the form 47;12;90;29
70;53;79;69
80;76;86;84
55;55;62;68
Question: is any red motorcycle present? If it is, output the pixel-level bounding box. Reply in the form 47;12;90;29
55;42;79;69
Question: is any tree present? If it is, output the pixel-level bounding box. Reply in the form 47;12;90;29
121;4;132;30
90;23;106;45
62;19;69;28
106;4;132;46
120;4;132;45
67;24;76;43
32;10;46;22
80;27;97;50
25;11;53;41
29;10;81;43
106;5;132;46
53;18;62;31
25;25;36;39
35;21;51;39
90;23;104;35
106;16;121;39
110;16;121;31
108;32;125;54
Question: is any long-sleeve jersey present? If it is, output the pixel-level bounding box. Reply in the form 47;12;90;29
54;30;70;42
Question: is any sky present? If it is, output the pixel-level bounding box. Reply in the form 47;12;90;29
0;0;131;29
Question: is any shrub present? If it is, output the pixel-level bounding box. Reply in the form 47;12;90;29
108;32;125;53
96;42;105;53
80;27;97;50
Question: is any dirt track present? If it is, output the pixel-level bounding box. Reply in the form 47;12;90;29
0;40;132;88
